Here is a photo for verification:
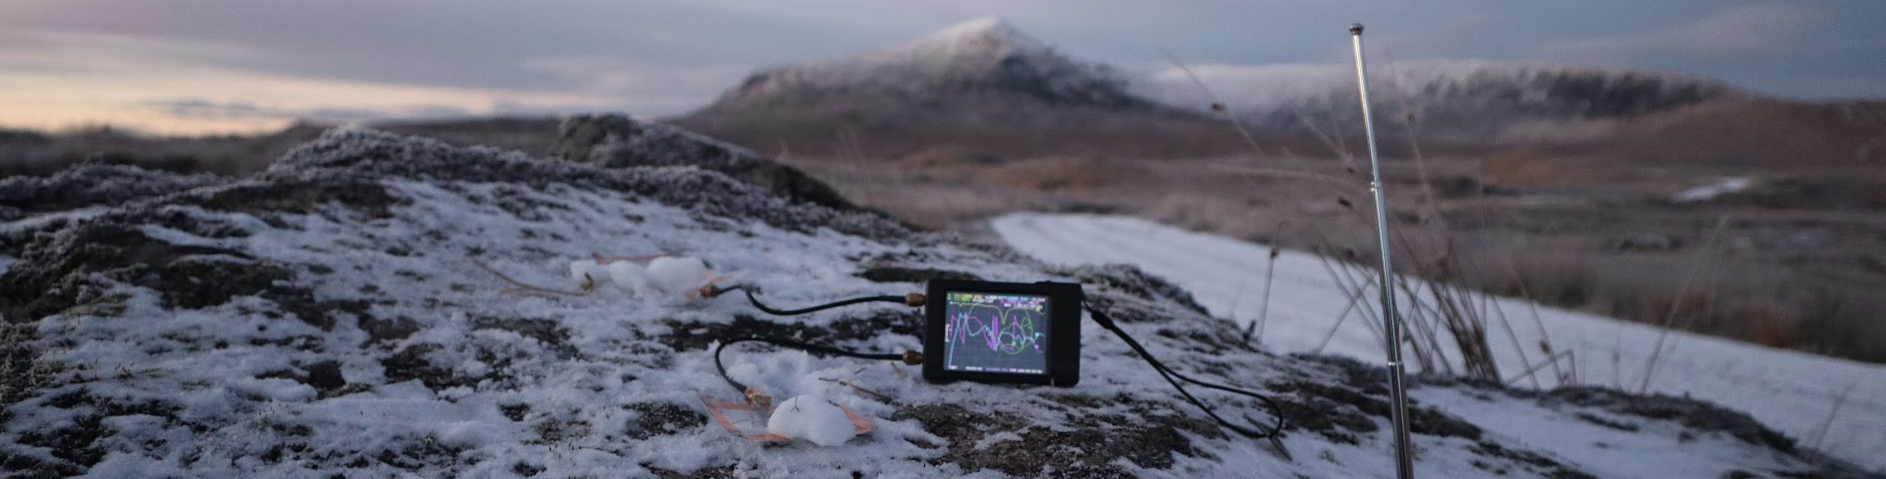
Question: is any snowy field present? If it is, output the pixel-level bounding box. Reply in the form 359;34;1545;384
993;212;1886;473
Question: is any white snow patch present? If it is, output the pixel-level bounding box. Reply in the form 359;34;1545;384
568;255;716;298
644;256;711;295
0;205;111;234
1419;387;1801;478
766;395;858;446
1672;177;1754;203
971;430;1023;450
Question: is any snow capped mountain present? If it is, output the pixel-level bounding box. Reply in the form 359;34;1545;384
676;18;1246;158
703;17;1146;110
684;18;1754;156
1136;60;1737;138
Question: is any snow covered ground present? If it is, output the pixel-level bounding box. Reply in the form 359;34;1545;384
0;128;1873;478
993;212;1886;473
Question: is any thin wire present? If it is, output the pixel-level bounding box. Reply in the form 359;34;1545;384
714;336;905;395
716;285;907;316
706;287;1291;460
1086;306;1292;461
471;259;592;296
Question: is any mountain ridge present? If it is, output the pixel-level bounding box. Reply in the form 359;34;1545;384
671;17;1254;158
703;17;1146;109
676;18;1773;158
1136;59;1738;138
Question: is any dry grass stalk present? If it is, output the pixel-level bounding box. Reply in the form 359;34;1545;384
1636;215;1732;393
473;259;594;297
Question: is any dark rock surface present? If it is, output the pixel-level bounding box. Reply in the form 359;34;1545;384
0;165;221;223
550;113;861;213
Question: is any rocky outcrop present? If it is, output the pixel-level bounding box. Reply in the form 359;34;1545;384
549;113;859;212
0;126;1871;479
0;164;221;223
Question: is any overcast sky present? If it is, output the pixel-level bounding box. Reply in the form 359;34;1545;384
3;1;1883;135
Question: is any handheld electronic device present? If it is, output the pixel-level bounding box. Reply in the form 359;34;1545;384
921;279;1082;387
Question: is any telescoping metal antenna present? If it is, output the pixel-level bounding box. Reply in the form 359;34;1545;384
1349;23;1416;479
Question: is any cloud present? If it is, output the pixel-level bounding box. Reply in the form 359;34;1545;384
0;29;259;75
0;0;859;91
1533;4;1822;62
140;98;474;122
518;55;753;108
0;26;740;133
0;43;618;135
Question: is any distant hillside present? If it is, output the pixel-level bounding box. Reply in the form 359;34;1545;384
1589;97;1886;166
0;117;562;178
1137;60;1737;143
675;21;1771;160
705;17;1143;109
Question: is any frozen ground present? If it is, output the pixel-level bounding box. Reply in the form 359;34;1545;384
0;128;1871;478
993;212;1886;473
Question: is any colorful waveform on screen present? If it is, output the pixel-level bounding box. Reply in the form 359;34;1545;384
942;292;1049;375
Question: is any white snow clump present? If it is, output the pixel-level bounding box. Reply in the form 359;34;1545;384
568;256;713;297
766;395;858;446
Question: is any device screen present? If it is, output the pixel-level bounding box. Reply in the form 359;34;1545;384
941;291;1051;376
